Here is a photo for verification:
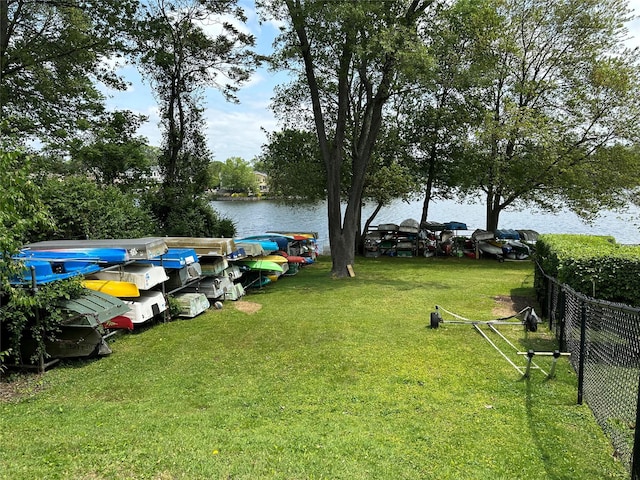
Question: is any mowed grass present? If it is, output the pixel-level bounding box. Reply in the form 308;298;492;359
0;256;628;479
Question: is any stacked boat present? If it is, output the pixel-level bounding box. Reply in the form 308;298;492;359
364;220;538;260
7;232;318;362
233;232;317;289
472;229;538;261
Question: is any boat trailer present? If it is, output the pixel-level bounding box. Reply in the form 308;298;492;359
430;305;570;378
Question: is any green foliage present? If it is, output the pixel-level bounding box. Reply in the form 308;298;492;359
1;278;85;365
0;145;53;287
207;161;224;189
134;0;256;226
27;176;158;242
455;0;640;230
67;110;153;189
262;0;434;275
165;295;182;320
535;234;640;306
0;0;139;142
396;0;500;222
163;197;236;238
258;130;325;200
220;157;259;194
0;349;10;373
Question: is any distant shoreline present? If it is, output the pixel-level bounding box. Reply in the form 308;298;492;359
209;195;278;202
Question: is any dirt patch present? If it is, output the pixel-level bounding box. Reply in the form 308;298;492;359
493;295;538;318
233;301;262;315
0;373;46;403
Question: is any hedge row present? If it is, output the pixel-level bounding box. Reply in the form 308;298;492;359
535;234;640;307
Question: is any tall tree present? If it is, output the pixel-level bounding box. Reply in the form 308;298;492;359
0;0;138;143
135;0;256;232
400;0;500;225
220;156;258;194
260;0;433;277
457;0;640;231
258;129;326;201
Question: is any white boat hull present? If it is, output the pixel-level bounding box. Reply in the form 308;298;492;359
123;291;167;324
90;264;169;290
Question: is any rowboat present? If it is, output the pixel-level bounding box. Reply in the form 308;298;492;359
163;237;238;256
267;231;318;240
477;240;505;259
42;291;131;358
223;265;243;281
278;253;307;264
137;248;199;269
164;263;202;290
179;276;232;300
11;258;101;285
122;290;167;325
89;264;169;290
239;234;292;251
501;240;530;260
399;219;419;234
198;255;229;276
233;241;266;256
82;279;140;298
23;237;168;260
495;229;520;240
471;229;494;242
260;255;289;264
174;292;210;318
16;248;129;264
234;238;279;254
102;315;134;331
225;282;246;300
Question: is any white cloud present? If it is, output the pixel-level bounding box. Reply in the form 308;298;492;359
204;106;278;161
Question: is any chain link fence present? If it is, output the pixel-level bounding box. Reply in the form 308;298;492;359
537;265;640;476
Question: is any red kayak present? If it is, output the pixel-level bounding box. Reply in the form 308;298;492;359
277;251;307;264
102;315;134;331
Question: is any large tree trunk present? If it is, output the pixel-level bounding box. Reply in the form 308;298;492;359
485;189;502;232
285;0;426;277
420;155;436;224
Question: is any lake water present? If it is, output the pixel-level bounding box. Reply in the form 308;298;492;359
211;198;640;251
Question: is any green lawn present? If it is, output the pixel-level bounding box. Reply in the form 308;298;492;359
0;256;628;479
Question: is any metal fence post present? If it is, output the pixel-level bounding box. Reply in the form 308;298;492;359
558;286;567;352
632;371;640;479
547;279;553;329
577;300;587;405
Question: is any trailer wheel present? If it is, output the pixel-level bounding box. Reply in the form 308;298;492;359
524;310;538;332
430;311;441;329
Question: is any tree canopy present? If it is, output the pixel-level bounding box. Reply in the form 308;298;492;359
260;0;434;276
0;0;138;142
220;157;258;194
134;0;257;233
454;0;640;230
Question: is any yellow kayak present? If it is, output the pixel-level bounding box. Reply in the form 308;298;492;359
259;255;289;264
82;279;140;298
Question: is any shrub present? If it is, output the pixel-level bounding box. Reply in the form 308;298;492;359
535;234;640;306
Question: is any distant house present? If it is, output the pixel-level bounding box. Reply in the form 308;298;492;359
124;165;163;183
254;171;269;194
147;166;163;183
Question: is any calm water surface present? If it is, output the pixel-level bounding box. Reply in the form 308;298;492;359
211;198;640;251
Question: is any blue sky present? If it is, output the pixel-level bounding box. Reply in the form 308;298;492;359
102;0;640;164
